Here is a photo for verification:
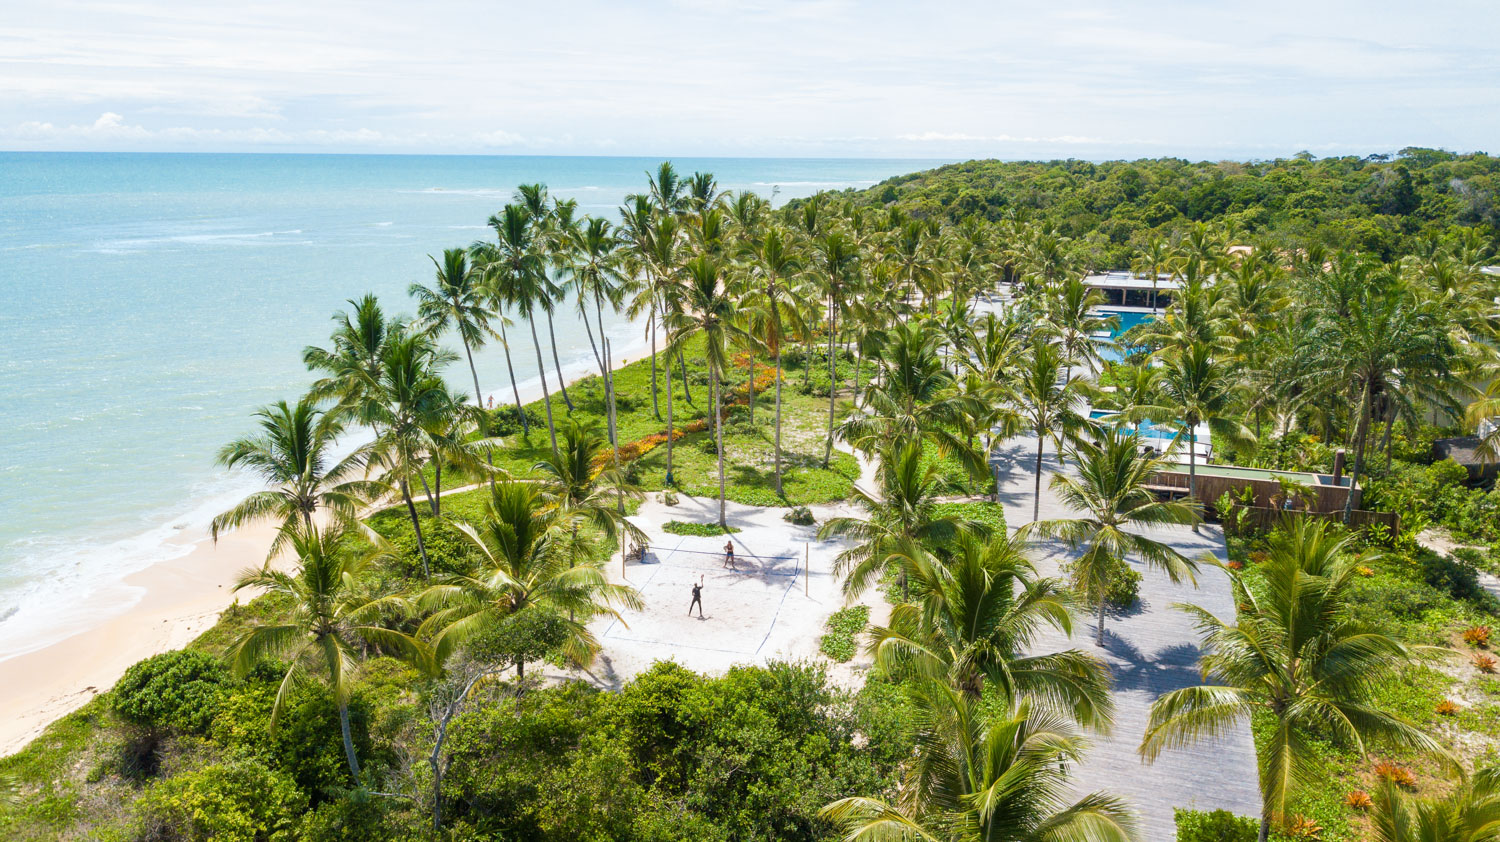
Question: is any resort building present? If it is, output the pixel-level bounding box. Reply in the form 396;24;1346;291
1082;271;1181;309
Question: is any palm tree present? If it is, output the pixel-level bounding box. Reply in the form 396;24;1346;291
469;242;528;436
738;225;805;496
821;680;1134;842
364;332;458;579
416;479;641;673
1141;517;1453;842
665;253;738;528
535;417;648;548
1307;268;1452;520
410;248;495;413
1012;338;1085;523
1020;426;1203;644
1133;235;1171;311
869;530;1114;729
516;184;575;411
227;522;427;779
1131;341;1255;527
567;216;627;444
1048;275;1115;379
819;439;985;601
812;227;862;467
839;320;991;481
491;203;561;456
302;294;399;429
211;397;380;559
1368;766;1500;842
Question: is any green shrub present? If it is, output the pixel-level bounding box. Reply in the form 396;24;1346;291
1428;457;1470;488
487;404;543;437
783;506;815;526
1174;808;1258;842
1422;551;1500;610
296;796;391;842
112;650;230;736
207;681;371;798
662;520;739;536
819;605;870;662
134;759;306;842
1061;556;1142;608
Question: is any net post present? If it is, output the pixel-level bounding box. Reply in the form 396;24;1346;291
804;542;809;595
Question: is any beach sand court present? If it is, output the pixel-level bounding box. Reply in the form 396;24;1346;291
603;537;807;656
574;499;867;688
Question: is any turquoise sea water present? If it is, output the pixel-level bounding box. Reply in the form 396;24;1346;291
0;152;942;658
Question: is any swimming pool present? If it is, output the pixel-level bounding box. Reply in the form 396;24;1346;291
1089;409;1178;443
1093;309;1153;363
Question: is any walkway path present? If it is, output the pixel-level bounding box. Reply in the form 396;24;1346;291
993;434;1261;839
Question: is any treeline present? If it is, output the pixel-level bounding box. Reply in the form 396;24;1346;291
831;149;1500;267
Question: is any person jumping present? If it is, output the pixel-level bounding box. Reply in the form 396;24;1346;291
688;574;704;618
722;540;736;571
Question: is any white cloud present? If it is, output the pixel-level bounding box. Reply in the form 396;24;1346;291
0;0;1494;157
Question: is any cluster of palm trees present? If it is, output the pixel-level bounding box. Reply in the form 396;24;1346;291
202;164;1500;839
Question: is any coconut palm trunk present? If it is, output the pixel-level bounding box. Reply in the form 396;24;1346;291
678;347;694;405
664;349;676;483
461;338;483;413
713;362;727;527
1343;381;1373;522
1033;433;1045;522
528;311;560;455
498;320;528;435
400;481;432;579
544;307;573;410
1187;422;1199;533
593;292;620;445
748;354;756;424
339;700;360;778
649;300;661;419
774;347;785;496
1095;582;1108;645
824;295;838;468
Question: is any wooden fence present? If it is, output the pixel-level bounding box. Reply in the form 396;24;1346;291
1146;469;1359;514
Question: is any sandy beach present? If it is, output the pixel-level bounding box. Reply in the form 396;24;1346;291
0;329;650;758
0;520;281;756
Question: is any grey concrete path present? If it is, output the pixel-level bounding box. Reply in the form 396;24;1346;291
993;435;1261;840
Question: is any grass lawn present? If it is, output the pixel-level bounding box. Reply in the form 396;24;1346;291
457;339;865;507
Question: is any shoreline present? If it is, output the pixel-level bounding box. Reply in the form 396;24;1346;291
0;324;651;758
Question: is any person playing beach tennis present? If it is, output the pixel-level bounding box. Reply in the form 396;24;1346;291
688;574;704;618
722;540;736;571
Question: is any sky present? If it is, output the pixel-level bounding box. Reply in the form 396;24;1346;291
2;0;1497;160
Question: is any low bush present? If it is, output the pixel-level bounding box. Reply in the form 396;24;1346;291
662;520;739;537
1173;808;1258;842
783;506;815;526
487;404;544;437
112;650;230;737
1421;551;1499;610
133;758;306;842
820;605;870;662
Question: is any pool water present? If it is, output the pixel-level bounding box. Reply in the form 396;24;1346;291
1094;309;1153;363
1089;409;1178;443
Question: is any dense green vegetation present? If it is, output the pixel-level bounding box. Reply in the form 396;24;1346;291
842;151;1500;267
6;150;1500;841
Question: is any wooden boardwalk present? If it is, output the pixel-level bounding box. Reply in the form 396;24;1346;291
992;436;1262;840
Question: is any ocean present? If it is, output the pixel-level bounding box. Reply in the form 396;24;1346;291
0;152;941;659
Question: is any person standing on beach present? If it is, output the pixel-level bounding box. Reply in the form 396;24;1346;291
688;574;704;618
723;540;735;571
